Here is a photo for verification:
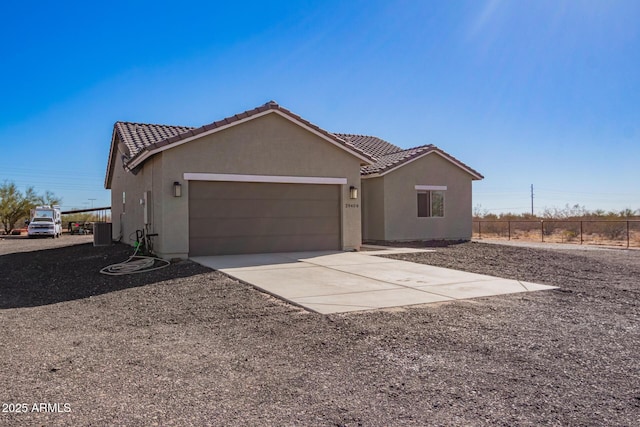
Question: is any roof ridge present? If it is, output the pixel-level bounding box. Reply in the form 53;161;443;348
336;133;373;137
371;144;433;160
335;132;394;141
115;120;196;129
117;101;374;171
391;143;435;154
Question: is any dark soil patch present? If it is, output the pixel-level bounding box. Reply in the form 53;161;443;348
1;240;639;426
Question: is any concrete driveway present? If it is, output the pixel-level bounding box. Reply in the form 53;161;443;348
191;248;555;314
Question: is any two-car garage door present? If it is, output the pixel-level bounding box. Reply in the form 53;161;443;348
189;181;341;256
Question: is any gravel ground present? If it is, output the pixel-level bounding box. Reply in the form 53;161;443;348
1;239;638;426
0;234;94;256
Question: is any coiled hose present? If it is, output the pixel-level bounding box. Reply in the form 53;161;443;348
100;245;170;276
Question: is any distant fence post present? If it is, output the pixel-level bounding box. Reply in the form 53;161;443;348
541;220;544;242
478;221;481;239
628;221;630;248
508;221;511;240
580;221;583;245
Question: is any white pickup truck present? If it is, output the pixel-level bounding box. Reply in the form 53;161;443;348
27;206;62;238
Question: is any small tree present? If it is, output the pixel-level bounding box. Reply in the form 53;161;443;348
473;204;488;219
0;182;61;234
619;208;636;218
36;190;62;207
0;182;37;234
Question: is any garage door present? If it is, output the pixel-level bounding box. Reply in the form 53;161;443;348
189;181;341;256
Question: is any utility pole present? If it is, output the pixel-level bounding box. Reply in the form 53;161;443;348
530;184;534;216
89;198;96;208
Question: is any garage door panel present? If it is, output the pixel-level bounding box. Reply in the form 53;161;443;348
190;181;337;200
191;217;339;238
189;234;340;256
189;199;338;219
189;181;341;256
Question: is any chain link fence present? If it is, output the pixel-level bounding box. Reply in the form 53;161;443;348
474;220;640;248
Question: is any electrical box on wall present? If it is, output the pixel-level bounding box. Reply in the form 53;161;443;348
142;191;150;225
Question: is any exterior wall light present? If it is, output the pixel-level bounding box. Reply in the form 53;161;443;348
173;181;182;197
349;186;358;199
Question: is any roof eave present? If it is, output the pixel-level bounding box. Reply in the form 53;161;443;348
361;172;382;179
104;127;119;189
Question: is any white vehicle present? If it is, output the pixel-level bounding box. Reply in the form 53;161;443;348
27;206;62;238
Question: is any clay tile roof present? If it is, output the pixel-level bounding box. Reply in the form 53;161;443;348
361;144;435;175
109;102;481;181
115;122;195;157
334;134;401;158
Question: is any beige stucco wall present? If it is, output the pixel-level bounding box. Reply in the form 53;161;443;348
153;112;362;258
109;147;162;247
361;177;385;241
365;152;475;241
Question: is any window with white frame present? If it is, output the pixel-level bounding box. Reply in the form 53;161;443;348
416;185;446;218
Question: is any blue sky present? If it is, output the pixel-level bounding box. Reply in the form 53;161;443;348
1;0;638;214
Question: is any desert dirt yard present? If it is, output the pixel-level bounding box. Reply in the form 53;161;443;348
1;236;639;426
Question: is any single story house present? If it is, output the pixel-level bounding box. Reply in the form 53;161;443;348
105;101;483;259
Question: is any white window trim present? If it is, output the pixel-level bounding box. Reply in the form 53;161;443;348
415;185;447;191
416;186;446;218
183;173;347;185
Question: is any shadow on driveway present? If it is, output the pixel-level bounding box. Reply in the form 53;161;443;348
0;243;211;309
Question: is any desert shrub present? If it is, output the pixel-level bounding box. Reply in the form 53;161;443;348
601;222;626;240
481;221;508;237
542;221;557;236
511;221;539;233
